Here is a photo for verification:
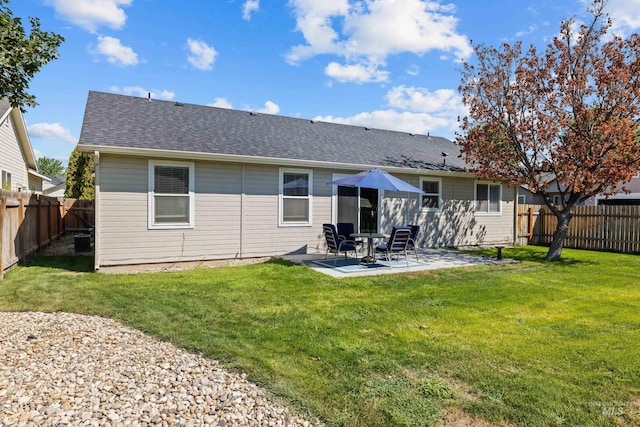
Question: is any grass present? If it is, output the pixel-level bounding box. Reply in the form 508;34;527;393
1;246;640;426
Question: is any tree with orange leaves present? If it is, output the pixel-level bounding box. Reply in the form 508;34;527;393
457;0;640;261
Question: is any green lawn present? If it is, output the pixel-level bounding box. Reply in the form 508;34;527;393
1;246;639;426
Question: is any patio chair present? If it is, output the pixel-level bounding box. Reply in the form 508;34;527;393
337;222;363;246
323;224;359;265
406;224;420;261
375;226;412;268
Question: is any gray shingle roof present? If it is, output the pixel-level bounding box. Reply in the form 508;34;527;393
79;91;466;172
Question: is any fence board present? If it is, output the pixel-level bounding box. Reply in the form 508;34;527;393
0;189;95;278
518;204;640;253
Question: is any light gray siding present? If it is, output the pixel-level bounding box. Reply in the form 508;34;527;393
97;155;516;267
383;175;516;247
0;114;28;192
98;155;331;266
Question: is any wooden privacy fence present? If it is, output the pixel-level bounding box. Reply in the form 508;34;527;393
0;189;95;279
518;204;640;253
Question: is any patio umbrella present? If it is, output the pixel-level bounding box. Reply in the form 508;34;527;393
327;168;425;193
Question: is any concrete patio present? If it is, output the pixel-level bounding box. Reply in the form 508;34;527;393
281;248;506;278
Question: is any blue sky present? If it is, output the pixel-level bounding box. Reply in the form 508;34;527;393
11;0;640;166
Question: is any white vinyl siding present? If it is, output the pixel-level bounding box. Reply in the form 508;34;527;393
279;168;313;226
148;160;194;229
420;177;441;211
0;113;28;192
475;181;502;215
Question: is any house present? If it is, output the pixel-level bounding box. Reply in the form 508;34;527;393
595;173;640;205
42;175;67;197
0;99;50;193
77;91;517;270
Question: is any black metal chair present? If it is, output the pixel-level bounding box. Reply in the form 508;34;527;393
406;224;420;261
323;224;359;265
337;222;363;246
375;226;412;268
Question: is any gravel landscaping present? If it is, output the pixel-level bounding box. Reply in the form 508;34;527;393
0;312;320;426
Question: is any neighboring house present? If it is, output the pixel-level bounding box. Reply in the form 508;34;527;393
595;173;640;205
42;175;67;197
77;91;517;270
0;99;50;193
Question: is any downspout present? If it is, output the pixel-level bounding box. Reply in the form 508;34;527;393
513;185;518;245
240;164;245;258
93;151;101;271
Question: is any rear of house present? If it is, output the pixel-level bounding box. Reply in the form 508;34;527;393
78;91;516;269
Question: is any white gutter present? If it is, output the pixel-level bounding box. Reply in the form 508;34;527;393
93;151;101;271
77;144;476;178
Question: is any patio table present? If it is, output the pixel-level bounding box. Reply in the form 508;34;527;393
351;232;386;264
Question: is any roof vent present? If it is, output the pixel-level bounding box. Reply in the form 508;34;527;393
147;92;151;101
409;133;415;136
249;112;257;116
310;120;315;123
364;127;370;130
175;102;184;107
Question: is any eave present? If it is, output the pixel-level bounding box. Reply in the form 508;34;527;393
77;144;476;178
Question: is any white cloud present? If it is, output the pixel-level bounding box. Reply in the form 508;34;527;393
208;97;233;109
406;64;420;76
314;85;466;137
385;86;466;115
325;62;389;83
315;110;451;135
257;101;280;114
46;0;132;33
27;123;78;144
93;36;138;66
515;24;537;37
287;0;472;82
187;39;218;71
110;86;175;100
33;148;44;160
242;0;260;21
600;0;640;34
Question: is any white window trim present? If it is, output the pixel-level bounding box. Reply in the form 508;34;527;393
279;167;313;227
419;177;442;212
474;180;502;216
148;159;195;230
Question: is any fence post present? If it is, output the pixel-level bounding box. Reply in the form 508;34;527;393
18;197;25;258
47;199;52;248
0;196;5;281
528;206;534;244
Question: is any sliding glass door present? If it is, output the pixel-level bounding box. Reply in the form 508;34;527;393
332;174;379;233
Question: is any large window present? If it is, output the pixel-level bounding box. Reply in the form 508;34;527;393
420;177;441;211
279;168;312;226
475;182;501;214
148;160;194;229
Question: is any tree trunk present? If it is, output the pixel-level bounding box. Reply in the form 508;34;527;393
546;210;573;261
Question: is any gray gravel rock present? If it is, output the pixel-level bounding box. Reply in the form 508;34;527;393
0;312;321;426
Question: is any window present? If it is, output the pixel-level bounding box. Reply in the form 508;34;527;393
475;182;501;214
148;160;194;229
279;168;312;226
420;177;441;211
1;171;11;191
517;194;526;205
